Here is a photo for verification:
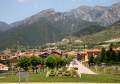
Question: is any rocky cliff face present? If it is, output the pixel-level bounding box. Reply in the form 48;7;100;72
65;2;120;26
9;2;120;28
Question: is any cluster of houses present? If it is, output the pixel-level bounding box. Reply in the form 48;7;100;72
0;47;120;72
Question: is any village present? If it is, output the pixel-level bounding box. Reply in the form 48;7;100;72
0;38;120;83
0;38;120;71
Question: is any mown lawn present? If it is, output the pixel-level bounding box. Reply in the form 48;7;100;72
0;71;120;83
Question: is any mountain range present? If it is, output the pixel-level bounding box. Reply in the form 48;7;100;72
68;2;120;26
0;2;120;50
0;21;11;32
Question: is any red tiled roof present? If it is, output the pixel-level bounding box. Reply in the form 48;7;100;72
0;63;7;67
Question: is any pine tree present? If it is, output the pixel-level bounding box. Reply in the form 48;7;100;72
100;48;106;63
105;43;117;64
88;55;95;66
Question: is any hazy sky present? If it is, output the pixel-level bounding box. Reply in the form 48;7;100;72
0;0;119;23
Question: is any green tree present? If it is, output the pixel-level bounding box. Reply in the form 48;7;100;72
38;57;45;71
30;56;40;73
56;56;68;68
94;48;106;65
115;51;120;62
38;57;45;65
45;55;56;69
105;44;116;63
94;56;101;65
60;57;69;67
67;56;74;64
100;48;106;62
17;56;30;71
88;55;95;66
54;55;61;68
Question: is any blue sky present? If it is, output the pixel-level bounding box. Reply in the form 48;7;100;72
0;0;119;24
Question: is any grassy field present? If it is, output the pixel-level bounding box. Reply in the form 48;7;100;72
0;71;120;83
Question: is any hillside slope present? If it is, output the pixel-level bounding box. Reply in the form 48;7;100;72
0;21;10;32
0;10;102;50
79;21;120;44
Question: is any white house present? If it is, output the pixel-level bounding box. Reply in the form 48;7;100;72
0;63;9;71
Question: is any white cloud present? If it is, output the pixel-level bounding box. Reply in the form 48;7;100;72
71;0;80;2
17;0;32;3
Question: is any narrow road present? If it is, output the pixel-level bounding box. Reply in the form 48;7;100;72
69;59;96;75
